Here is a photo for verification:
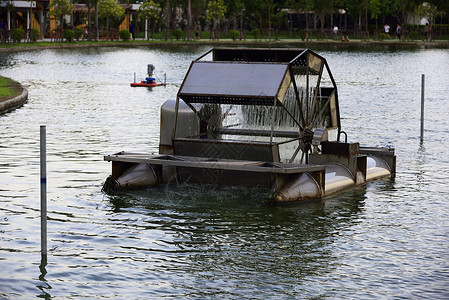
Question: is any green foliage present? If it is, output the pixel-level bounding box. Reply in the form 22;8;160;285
250;28;260;40
272;11;287;28
138;0;161;22
98;0;125;22
30;28;40;42
229;30;239;40
368;24;377;33
378;32;386;40
74;27;84;41
369;0;386;20
0;76;18;99
172;29;184;40
49;0;74;20
119;29;130;41
415;2;445;20
298;29;305;41
64;29;75;42
206;0;227;22
409;31;418;40
11;28;25;43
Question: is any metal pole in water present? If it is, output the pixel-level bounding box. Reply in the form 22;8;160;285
164;73;166;85
40;125;47;256
420;74;425;143
134;72;136;83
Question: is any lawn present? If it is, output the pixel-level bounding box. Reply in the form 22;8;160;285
0;76;21;103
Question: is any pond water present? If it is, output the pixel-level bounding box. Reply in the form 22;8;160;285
0;45;448;299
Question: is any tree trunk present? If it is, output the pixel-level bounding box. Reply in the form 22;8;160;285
187;0;191;40
95;2;98;41
268;4;271;41
289;12;292;38
87;0;91;40
305;0;309;41
165;0;169;41
59;16;63;41
365;0;368;31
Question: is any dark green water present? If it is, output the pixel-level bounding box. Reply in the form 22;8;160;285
0;46;448;299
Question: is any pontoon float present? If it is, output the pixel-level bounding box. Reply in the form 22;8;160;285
104;48;396;202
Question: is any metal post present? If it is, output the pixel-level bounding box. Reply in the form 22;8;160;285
420;74;425;143
134;72;136;83
40;125;47;256
164;73;166;85
145;18;148;41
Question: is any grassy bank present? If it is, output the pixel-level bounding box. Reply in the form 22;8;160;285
0;35;448;53
0;76;22;103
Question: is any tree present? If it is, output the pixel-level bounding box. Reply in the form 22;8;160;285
165;0;169;40
369;0;381;32
415;2;445;24
390;0;418;26
313;0;332;33
138;0;161;40
206;0;227;40
98;0;125;29
264;0;274;41
84;0;100;41
49;0;74;38
243;0;265;35
186;0;192;40
271;10;286;40
369;0;393;35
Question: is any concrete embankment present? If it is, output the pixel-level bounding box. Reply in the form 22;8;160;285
0;80;28;114
0;38;448;53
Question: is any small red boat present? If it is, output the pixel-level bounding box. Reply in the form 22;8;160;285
130;80;165;87
131;64;166;87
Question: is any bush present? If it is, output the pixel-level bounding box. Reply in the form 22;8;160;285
119;29;130;41
11;28;25;43
409;31;418;40
367;24;376;33
74;28;84;41
172;29;184;40
64;29;75;42
229;30;239;41
378;32;386;41
30;28;40;42
250;28;260;40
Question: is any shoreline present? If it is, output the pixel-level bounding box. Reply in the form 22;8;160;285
0;38;446;112
0;38;448;52
0;84;28;114
0;77;27;114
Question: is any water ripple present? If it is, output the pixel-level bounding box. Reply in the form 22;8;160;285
0;46;448;299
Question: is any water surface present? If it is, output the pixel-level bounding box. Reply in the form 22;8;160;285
0;45;448;299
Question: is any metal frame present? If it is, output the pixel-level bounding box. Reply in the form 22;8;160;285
172;48;341;155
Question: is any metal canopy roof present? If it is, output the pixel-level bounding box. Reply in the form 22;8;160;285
178;61;291;106
211;48;306;63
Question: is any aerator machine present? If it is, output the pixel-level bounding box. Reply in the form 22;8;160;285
104;48;396;202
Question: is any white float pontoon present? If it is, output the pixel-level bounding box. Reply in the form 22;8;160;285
103;48;396;203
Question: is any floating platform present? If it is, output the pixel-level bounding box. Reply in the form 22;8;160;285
104;48;396;203
130;81;166;87
131;65;166;87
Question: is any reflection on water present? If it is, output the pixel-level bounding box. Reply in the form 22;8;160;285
0;46;448;299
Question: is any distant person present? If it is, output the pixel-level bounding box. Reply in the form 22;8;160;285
333;25;338;39
384;24;390;39
0;19;5;33
194;23;201;40
0;19;5;42
425;23;430;41
396;24;402;40
341;34;349;42
129;22;135;40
